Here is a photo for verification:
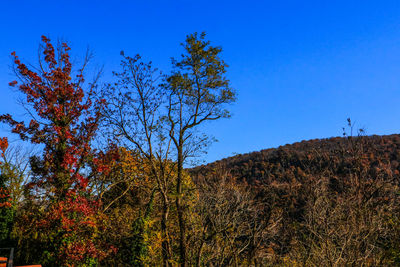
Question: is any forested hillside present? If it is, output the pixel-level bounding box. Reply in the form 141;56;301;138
192;134;400;184
190;133;400;265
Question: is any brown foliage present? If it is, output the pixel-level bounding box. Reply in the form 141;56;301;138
191;133;400;265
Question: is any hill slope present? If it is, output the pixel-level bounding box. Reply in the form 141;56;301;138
190;134;400;264
192;134;400;184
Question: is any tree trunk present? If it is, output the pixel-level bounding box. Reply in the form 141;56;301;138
196;240;204;267
161;193;171;266
176;145;187;266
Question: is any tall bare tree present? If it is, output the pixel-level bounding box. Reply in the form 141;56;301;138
99;54;174;266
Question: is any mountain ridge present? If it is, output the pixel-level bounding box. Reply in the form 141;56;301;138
192;133;400;184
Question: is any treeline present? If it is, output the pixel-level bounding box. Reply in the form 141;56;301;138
0;34;399;267
192;133;400;185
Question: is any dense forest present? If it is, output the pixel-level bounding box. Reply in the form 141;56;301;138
192;133;400;185
191;132;400;265
0;34;399;267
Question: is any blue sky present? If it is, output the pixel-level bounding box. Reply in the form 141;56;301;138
1;1;400;163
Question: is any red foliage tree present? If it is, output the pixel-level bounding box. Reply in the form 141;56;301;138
1;36;112;266
0;137;13;247
0;138;12;209
0;137;11;208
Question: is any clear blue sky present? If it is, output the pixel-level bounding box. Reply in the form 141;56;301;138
1;1;400;163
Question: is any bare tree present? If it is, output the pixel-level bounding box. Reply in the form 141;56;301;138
193;166;278;266
290;121;400;266
0;144;33;207
99;53;175;266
